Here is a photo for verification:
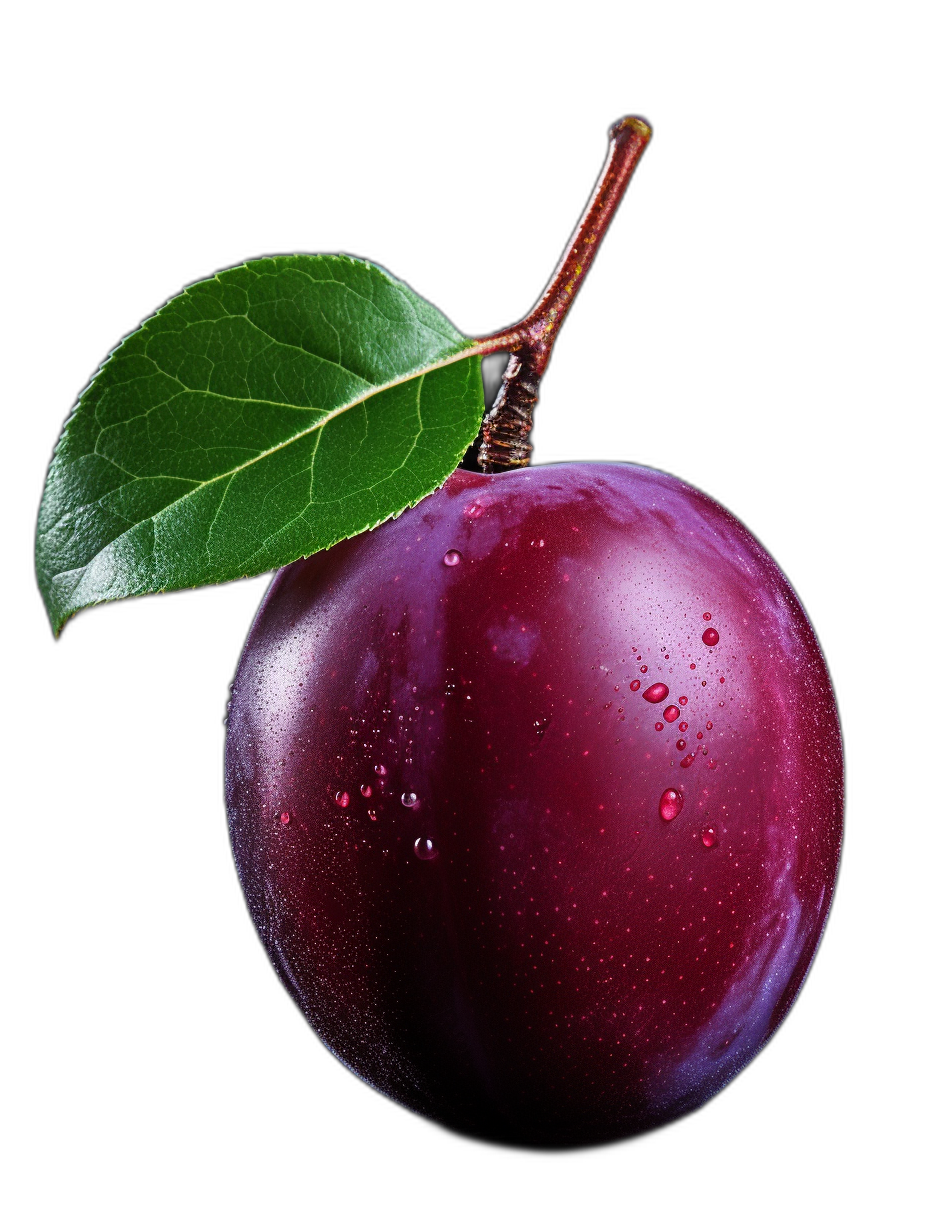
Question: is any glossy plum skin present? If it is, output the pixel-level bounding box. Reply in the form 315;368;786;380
225;464;842;1147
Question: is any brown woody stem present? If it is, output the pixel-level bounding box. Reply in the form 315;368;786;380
469;116;652;472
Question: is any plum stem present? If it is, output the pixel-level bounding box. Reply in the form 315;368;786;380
468;116;652;473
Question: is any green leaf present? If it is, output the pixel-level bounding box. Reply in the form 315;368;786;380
36;255;484;633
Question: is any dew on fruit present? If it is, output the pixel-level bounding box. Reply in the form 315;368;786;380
679;721;688;732
640;665;648;673
658;788;684;821
534;717;551;739
703;627;720;646
374;764;388;777
629;680;641;692
401;792;419;808
655;722;664;731
677;739;687;751
642;682;669;703
706;721;713;730
680;753;696;768
701;826;719;848
414;837;438;860
697;731;704;740
335;791;350;808
360;784;373;798
464;501;484;519
280;811;290;825
443;550;463;567
663;705;680;723
368;809;377;821
703;612;712;621
679;696;688;706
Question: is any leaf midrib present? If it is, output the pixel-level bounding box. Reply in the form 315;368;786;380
235;371;428;571
45;343;482;586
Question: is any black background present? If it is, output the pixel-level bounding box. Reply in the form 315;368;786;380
21;64;867;1192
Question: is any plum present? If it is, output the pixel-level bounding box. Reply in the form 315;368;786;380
225;462;842;1147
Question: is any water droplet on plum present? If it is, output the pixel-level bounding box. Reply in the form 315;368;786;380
335;791;350;808
414;837;437;860
701;826;718;848
676;739;687;751
679;721;688;732
654;722;664;731
658;788;684;821
703;627;719;646
401;792;419;808
703;612;712;621
680;754;695;768
663;705;680;723
280;811;290;825
360;784;373;798
443;550;462;567
642;682;669;703
374;764;388;778
629;680;641;692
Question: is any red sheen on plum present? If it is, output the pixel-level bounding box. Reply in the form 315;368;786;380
225;462;842;1147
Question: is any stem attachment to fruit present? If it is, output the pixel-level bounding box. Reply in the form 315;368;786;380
470;116;652;472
